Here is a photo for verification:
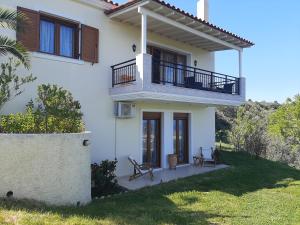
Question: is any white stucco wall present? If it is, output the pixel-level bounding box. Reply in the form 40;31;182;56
0;132;91;206
115;102;216;176
0;0;218;177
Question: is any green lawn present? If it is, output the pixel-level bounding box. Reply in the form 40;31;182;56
1;151;300;225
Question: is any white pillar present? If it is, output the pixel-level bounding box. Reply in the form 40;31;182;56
162;112;173;169
141;13;147;54
239;50;243;78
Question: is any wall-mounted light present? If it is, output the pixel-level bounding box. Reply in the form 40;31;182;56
194;60;198;67
83;140;91;147
132;44;137;53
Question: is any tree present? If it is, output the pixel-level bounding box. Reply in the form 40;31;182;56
216;106;237;143
268;95;300;148
36;84;84;133
0;7;30;68
0;59;36;111
230;102;268;158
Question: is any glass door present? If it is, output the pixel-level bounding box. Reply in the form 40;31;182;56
147;45;187;85
176;55;187;86
173;113;189;164
143;112;161;168
163;52;176;84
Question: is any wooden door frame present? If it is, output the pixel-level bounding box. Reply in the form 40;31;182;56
143;112;161;168
174;113;189;164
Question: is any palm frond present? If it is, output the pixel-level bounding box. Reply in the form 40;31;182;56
0;36;30;69
0;7;26;30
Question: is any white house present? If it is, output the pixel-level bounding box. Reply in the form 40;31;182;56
1;0;254;177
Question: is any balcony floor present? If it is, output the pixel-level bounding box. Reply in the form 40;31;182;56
118;164;229;190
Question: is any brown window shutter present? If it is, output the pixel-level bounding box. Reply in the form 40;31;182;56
81;25;99;63
17;7;40;52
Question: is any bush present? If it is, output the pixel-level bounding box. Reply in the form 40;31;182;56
0;84;84;133
230;102;268;158
266;137;300;169
91;160;123;197
0;103;36;133
36;84;84;133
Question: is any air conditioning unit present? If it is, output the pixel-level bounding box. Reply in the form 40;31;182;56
114;102;136;118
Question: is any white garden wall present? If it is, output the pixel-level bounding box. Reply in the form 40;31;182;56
0;132;91;206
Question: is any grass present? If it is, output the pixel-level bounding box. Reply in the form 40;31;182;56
1;151;300;225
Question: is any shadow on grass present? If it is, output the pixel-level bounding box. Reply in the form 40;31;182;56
1;151;299;225
0;195;233;225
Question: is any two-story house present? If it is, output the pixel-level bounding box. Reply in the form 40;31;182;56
1;0;253;176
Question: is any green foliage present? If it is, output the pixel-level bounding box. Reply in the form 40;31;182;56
216;106;236;143
230;102;269;158
268;95;300;148
0;103;36;133
0;84;84;133
219;98;300;167
36;84;84;133
91;160;120;197
0;59;36;111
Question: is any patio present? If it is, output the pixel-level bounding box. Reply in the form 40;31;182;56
118;164;229;190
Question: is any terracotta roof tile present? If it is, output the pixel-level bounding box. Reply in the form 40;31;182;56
102;0;119;7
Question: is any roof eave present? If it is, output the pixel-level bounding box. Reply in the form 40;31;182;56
105;0;254;48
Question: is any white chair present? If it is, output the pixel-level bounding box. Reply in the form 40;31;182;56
200;147;216;167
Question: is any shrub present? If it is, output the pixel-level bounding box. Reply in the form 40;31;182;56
0;104;36;133
36;84;84;133
91;160;122;197
266;137;300;169
268;95;300;148
0;84;84;133
230;102;268;158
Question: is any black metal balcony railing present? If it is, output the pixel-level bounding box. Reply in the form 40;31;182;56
111;59;136;87
152;58;240;95
111;58;240;95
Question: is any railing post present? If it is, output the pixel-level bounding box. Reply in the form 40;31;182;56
112;66;115;87
237;77;240;95
210;72;213;90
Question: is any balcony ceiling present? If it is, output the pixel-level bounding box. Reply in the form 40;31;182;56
106;0;254;51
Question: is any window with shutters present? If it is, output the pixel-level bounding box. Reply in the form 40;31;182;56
17;7;99;63
39;15;79;59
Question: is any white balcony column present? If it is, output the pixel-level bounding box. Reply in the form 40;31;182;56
141;11;148;54
238;50;243;78
238;50;246;100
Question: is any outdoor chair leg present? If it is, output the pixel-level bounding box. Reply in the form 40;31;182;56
150;169;154;181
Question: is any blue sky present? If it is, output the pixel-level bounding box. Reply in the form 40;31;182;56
117;0;300;102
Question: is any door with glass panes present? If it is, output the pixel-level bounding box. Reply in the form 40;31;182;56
147;46;187;85
143;112;161;168
173;113;189;164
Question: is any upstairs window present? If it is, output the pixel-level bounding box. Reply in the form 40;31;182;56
17;7;99;63
39;16;77;58
40;20;55;54
60;25;74;57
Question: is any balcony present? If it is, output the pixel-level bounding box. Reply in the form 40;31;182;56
112;58;240;95
110;54;246;106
